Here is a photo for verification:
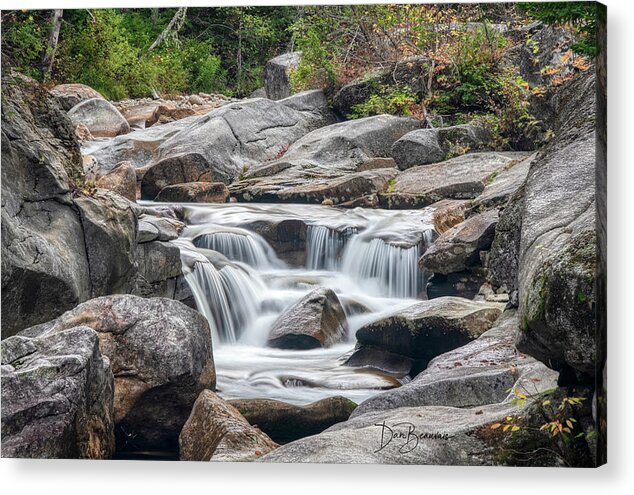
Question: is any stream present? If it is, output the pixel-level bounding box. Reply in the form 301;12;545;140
164;203;437;405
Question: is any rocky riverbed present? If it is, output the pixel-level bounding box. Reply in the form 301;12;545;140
1;21;605;466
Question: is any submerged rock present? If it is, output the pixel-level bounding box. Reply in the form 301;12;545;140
230;396;358;444
68;97;130;137
268;288;348;349
21;295;215;453
180;390;278;462
1;326;115;459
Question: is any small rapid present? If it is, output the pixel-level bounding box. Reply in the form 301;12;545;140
171;203;436;405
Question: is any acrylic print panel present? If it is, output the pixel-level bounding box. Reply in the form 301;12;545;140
0;2;606;466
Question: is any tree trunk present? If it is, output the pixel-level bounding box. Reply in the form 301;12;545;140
41;9;63;81
149;7;188;51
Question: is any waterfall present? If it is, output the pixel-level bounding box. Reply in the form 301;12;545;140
185;261;263;344
341;230;434;298
193;229;281;269
306;225;357;270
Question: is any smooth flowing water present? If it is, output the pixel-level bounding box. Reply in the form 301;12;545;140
171;203;436;405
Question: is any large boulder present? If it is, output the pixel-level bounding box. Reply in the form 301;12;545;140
391;123;492;170
133;240;183;299
68;97;130;138
516;71;599;381
378;152;529;209
135;97;329;194
231;115;422;203
1;326;115;459
74;190;138;297
49;83;105;111
351;310;558;417
1;73;90;338
264;52;301;100
419;209;499;274
155;181;229;203
21;295;216;453
230;396;358;444
268;288;348;349
348;297;503;375
179;390;278;462
96;161;137;201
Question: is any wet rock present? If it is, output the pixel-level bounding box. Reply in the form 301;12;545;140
1;326;115;459
352;310;558;417
155;181;229;203
264;52;301;100
50;83;104;111
419;209;499;274
137;214;182;243
351;297;503;372
426;269;486;300
68;98;130;137
230;396;358;444
96;160;137;201
22;295;216;453
268;288;348;349
378;152;529;208
180;390;278;461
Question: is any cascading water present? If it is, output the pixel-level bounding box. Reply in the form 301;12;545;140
185;260;264;344
193;228;281;268
168;203;437;404
306;225;357;270
341;232;434;299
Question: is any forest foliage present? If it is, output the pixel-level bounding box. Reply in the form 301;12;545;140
1;3;600;123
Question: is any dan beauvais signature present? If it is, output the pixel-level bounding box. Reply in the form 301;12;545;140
374;421;451;454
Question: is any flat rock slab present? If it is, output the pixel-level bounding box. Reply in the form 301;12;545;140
352;310;558;417
378;152;531;208
470;153;536;212
1;326;115;459
155;181;229;203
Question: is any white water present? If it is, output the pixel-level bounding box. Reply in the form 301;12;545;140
170;203;436;405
